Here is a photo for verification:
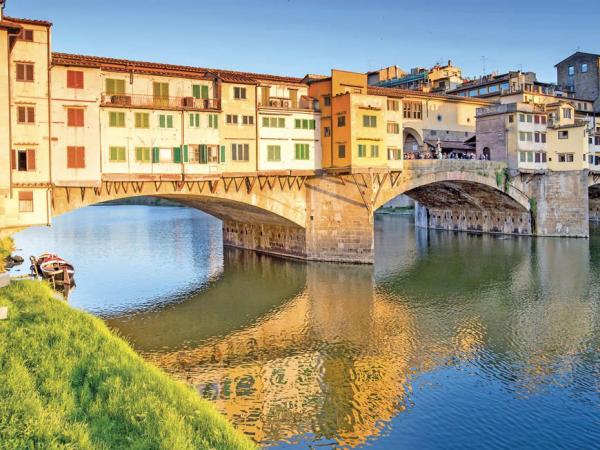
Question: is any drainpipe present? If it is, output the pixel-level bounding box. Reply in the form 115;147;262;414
46;25;52;225
7;30;13;199
255;83;259;172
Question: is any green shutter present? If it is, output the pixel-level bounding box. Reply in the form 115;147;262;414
214;115;218;128
199;145;208;164
183;145;189;162
278;118;285;128
167;115;173;128
173;147;181;163
220;145;225;163
309;120;315;129
152;147;159;163
135;147;142;161
192;85;201;99
262;117;269;127
159;115;165;128
295;119;301;128
201;85;209;99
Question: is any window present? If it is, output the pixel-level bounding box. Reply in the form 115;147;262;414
489;84;499;93
18;191;34;212
535;132;541;143
12;149;36;172
105;78;126;95
207;145;219;163
109;111;125;127
370;145;379;157
17;106;35;124
468;89;478;97
581;63;588;73
534;115;540;124
324;126;331;137
358;144;367;157
67;108;84;127
337;115;346;127
508;114;514;123
226;114;238;124
267;145;281;161
387;122;399;134
558;153;574;162
189;113;200;128
403;102;422;119
67;70;84;89
338;144;346;158
295;143;309;160
16;63;34;82
387;99;399;111
135;147;151;163
519;113;525;122
192;84;209;99
17;29;34;41
519;131;533;142
363;115;377;127
541;115;547;124
558;130;569;139
262;117;285;128
242;115;254;125
323;95;331;106
135;112;150;129
231;143;249;161
208;114;219;128
526;114;533;123
159;114;173;128
563;108;572;119
568;65;575;76
233;87;247;99
388;147;402;160
66;146;85;168
109;146;126;162
295;119;315;129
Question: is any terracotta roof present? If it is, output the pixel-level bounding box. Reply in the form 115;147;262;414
3;16;52;27
367;86;491;105
51;52;304;85
0;18;22;32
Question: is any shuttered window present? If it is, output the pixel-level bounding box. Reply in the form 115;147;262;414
16;63;34;82
263;117;286;128
294;143;309;160
135;147;151;163
109;111;125;127
134;112;149;129
233;87;247;99
17;106;35;123
294;119;315;129
109;146;126;162
363;115;377;127
67;146;85;168
192;84;210;99
267;145;281;161
159;114;173;128
18;191;34;213
220;145;225;163
67;108;84;127
105;78;126;95
358;144;367;158
67;70;84;89
208;114;218;128
173;147;182;163
12;149;36;171
370;145;379;157
190;113;200;128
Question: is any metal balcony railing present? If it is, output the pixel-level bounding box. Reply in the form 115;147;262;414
100;93;220;110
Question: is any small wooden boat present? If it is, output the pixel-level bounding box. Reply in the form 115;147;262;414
30;253;75;285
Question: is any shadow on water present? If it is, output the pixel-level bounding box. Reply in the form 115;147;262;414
10;206;600;449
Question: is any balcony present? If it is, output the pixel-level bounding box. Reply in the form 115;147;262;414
100;93;220;111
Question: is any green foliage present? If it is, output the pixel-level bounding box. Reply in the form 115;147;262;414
495;170;503;188
529;197;537;215
0;280;255;450
0;237;15;273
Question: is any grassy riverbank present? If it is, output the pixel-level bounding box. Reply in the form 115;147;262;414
0;237;14;272
0;280;255;450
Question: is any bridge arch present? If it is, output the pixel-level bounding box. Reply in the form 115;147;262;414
403;127;423;154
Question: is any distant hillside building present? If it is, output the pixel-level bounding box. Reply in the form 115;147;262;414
555;52;600;112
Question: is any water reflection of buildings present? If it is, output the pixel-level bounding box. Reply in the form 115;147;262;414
116;219;599;448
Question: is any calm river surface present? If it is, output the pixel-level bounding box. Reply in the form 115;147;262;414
10;205;600;449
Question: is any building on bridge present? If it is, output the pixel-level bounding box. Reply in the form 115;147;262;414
0;11;489;231
555;52;600;113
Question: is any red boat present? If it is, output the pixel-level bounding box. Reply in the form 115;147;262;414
30;253;75;285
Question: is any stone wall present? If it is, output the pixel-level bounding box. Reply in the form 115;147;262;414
416;203;532;234
527;171;589;237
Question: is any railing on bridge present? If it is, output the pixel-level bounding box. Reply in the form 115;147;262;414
100;93;221;110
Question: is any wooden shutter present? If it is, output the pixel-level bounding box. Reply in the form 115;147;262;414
183;145;188;163
26;149;35;171
220;145;225;163
200;145;207;164
243;144;249;161
167;115;173;128
67;146;75;168
17;107;25;123
261;86;270;105
173;147;181;163
26;65;34;81
289;89;298;108
11;150;16;170
159;115;165;128
16;64;24;80
201;85;209;99
77;147;85;168
152;147;159;163
192;85;200;99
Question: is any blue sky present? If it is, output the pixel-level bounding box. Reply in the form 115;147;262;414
6;0;600;82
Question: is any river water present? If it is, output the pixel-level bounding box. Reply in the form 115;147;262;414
10;205;600;449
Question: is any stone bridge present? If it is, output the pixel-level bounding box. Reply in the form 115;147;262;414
34;159;589;263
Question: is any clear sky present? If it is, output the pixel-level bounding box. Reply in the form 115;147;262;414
6;0;600;82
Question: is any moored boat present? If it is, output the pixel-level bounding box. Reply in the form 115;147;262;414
30;253;75;285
